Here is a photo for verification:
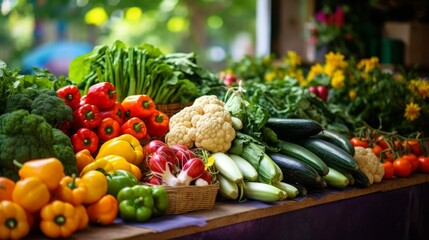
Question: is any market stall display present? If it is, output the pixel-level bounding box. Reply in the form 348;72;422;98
0;41;428;239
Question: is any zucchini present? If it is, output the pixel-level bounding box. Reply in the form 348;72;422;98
323;167;349;189
288;182;307;196
277;140;329;176
351;169;371;188
243;182;287;202
315;129;355;156
268;153;325;189
297;138;359;173
266;118;324;140
273;182;299;199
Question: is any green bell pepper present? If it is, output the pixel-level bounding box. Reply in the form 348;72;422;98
106;170;139;198
151;186;169;217
117;185;154;222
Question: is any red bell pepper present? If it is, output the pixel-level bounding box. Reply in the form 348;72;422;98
121;117;147;140
56;85;81;110
86;82;117;110
122;95;155;119
80;95;89;107
99;102;125;125
145;110;169;137
97;117;121;141
73;104;101;130
71;128;99;154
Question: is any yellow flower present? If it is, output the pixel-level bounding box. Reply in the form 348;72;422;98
331;70;345;89
284;51;302;67
357;57;380;73
306;63;324;82
325;52;348;69
264;71;276;82
349;89;357;101
404;102;421;121
324;63;336;77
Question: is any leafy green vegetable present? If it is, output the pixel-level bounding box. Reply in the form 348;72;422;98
69;40;223;104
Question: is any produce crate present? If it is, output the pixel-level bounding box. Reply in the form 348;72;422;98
164;181;219;214
157;101;193;117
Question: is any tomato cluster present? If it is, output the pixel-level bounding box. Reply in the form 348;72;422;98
350;135;429;179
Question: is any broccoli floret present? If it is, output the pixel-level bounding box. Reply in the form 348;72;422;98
0;110;56;181
5;88;73;128
52;128;78;176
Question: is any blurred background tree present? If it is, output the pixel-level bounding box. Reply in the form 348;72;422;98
0;0;256;73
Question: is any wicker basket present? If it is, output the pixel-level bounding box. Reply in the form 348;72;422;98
157;101;193;117
164;181;219;215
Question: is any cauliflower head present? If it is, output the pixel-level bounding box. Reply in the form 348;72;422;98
165;95;236;152
353;146;385;184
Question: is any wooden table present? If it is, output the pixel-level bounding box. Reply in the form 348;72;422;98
33;173;429;240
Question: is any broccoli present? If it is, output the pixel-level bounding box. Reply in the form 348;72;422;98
52;128;78;176
4;88;73;128
0;110;56;181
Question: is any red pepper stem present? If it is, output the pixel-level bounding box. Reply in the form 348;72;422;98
142;100;153;109
85;110;94;120
134;122;143;133
108;90;116;99
155;114;165;123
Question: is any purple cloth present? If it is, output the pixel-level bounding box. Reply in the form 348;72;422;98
115;215;207;232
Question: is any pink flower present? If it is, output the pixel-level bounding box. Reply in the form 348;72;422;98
315;11;327;23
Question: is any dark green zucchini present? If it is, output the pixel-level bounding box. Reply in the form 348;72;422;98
268;153;326;189
297;137;359;173
288;182;307;196
315;129;355;156
351;169;371;188
266;118;323;140
277;139;329;176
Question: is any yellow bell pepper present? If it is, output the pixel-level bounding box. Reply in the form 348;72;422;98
96;134;144;166
79;158;114;177
0;201;30;240
40;200;79;238
12;177;51;213
55;174;88;206
14;158;65;191
80;170;108;205
79;155;134;177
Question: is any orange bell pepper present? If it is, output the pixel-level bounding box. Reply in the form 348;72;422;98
14;157;65;191
0;201;30;240
122;94;156;119
40;200;79;238
80;170;108;204
12;177;50;213
75;149;95;175
75;204;89;231
0;177;15;201
55;174;88;206
86;194;118;225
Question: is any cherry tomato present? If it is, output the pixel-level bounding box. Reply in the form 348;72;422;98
402;154;419;172
393;158;413;178
403;140;423;157
371;144;383;158
350;137;369;148
418;156;429;173
382;161;394;180
376;136;389;150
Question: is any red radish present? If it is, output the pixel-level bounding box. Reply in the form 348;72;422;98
308;86;318;96
194;170;213;186
155;145;177;166
144;140;167;156
146;175;163;185
317;86;329;101
170;144;196;168
176;157;205;186
149;152;179;186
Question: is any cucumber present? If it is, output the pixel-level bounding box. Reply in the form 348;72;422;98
315;129;355;156
297;138;359;173
268;153;326;190
266;118;324;140
351;169;371;188
323;167;349;189
277;140;329;176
